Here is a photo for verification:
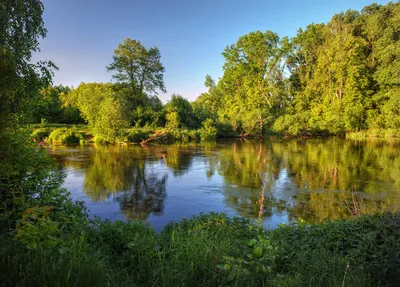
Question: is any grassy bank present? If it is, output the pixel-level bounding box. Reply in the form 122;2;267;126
29;124;400;146
28;124;219;145
28;124;92;143
1;212;400;286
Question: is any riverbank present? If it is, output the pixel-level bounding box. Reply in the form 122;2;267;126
28;124;400;145
346;129;400;140
28;124;216;144
2;211;399;286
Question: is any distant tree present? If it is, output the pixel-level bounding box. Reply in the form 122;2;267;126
64;83;129;142
166;111;180;129
272;23;325;136
31;85;83;124
31;85;64;123
273;4;400;136
199;118;217;141
107;38;166;107
361;2;400;128
165;94;197;129
307;11;371;133
193;75;221;123
94;96;130;142
218;31;288;136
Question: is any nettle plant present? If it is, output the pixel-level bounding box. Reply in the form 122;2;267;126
217;235;278;284
14;206;60;250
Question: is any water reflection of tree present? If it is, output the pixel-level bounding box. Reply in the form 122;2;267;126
53;140;400;223
216;139;400;222
118;170;167;220
50;146;93;171
58;145;168;220
269;139;400;193
217;141;285;220
163;145;195;176
272;139;400;221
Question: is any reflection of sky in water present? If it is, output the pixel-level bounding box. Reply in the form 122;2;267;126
51;139;400;231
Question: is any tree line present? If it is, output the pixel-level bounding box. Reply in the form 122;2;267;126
198;1;400;137
30;2;399;141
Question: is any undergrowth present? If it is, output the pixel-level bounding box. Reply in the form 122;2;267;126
47;128;84;144
1;212;400;286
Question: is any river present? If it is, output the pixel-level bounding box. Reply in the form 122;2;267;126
49;138;400;231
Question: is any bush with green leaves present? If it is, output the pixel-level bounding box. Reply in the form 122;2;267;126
124;128;152;143
199;118;217;141
165;111;181;129
93;97;130;143
31;128;50;141
3;205;400;286
47;128;84;144
217;236;278;286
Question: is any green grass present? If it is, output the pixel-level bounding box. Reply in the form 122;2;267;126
47;128;85;144
27;123;89;130
28;124;216;145
28;124;94;144
1;212;400;286
31;127;51;141
26;124;400;145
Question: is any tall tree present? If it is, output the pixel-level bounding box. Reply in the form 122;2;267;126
0;0;64;230
272;23;325;136
107;38;166;107
361;3;400;128
306;11;371;133
218;31;288;136
0;0;56;129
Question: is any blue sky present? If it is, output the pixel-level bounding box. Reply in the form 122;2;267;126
35;0;391;103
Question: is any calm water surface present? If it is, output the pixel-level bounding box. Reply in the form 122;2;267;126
49;139;400;231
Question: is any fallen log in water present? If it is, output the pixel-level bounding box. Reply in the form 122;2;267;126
140;129;171;146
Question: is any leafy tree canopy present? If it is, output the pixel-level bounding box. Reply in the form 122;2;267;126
107;38;166;107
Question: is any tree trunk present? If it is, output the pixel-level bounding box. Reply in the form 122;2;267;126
140;129;171;146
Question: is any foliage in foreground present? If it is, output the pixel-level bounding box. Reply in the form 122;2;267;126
2;210;400;286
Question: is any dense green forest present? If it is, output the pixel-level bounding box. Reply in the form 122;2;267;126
1;1;400;286
27;1;400;143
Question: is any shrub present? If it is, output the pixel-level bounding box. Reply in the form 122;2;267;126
199;118;217;141
31;128;50;141
166;111;180;129
216;120;236;137
3;210;400;286
87;220;158;283
47;128;83;144
124;128;152;143
188;129;200;142
93;97;130;143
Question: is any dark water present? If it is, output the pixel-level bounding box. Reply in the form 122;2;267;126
49;139;400;231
